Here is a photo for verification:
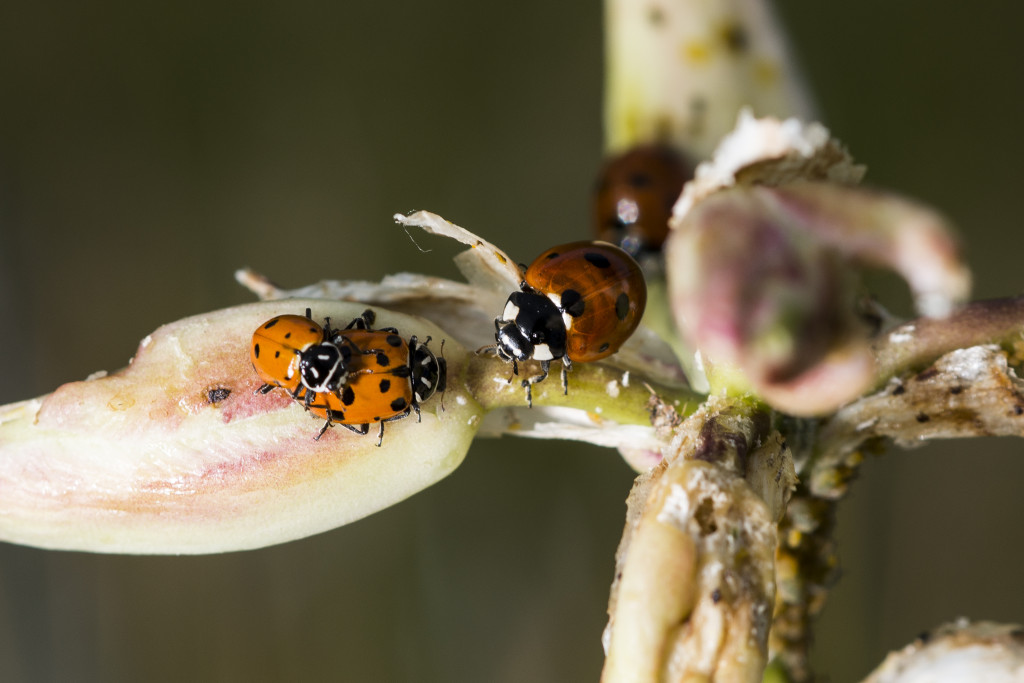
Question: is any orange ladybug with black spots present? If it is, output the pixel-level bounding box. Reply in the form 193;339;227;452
490;241;646;405
307;329;446;445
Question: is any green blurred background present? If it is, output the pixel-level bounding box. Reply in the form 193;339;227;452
0;2;1022;681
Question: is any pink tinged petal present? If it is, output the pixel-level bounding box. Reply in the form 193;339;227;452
667;178;971;414
668;186;869;380
764;183;971;317
0;301;480;554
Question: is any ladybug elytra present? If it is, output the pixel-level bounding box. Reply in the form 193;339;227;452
593;144;692;257
306;330;446;445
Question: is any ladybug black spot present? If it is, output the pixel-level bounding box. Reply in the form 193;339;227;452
599;342;610;353
561;289;585;317
284;332;292;339
584;252;612;269
274;350;281;359
615;293;630;321
253;343;261;358
545;252;559;260
263;319;279;329
628;172;653;189
375;352;391;367
390;397;408;412
341;386;356;406
379;379;391;393
386;334;402;347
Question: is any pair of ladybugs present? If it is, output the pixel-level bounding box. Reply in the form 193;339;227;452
251;308;445;445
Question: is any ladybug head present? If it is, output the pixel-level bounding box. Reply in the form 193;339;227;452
495;320;532;362
410;337;445;404
494;291;567;364
298;342;351;393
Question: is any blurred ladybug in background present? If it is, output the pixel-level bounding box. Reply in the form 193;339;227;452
307;330;446;445
489;241;646;406
593;144;693;258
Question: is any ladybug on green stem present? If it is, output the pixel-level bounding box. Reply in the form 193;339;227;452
487;241;646;406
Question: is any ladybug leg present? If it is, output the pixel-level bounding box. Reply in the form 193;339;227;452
502;358;519;386
322;421;371;443
315;419;332;440
338;422;370;437
302;389;318;411
257;383;276;395
321;316;336;340
344;309;377;330
521;360;551;408
376;407;413;445
560;357;572;396
313;405;339;441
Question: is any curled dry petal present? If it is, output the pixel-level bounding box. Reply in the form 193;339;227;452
0;301;480;554
237;268;502;351
672;110;865;222
393;210;523;293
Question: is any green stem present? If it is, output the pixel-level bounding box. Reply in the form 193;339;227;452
465;354;702;427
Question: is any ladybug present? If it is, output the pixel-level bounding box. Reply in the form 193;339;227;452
250;308;388;410
490;241;646;406
306;330;446;445
593;144;693;257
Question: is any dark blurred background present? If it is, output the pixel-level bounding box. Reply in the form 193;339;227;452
0;2;1022;681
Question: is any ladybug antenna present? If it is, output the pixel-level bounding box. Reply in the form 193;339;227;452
304;307;313;320
476;343;498;356
401;226;432;253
